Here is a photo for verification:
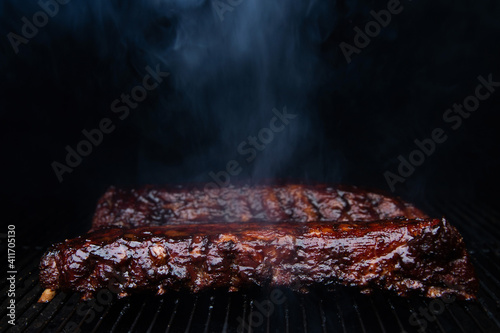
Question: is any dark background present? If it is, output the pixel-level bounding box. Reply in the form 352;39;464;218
1;0;499;237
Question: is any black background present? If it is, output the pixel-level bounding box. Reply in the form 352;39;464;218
1;0;499;236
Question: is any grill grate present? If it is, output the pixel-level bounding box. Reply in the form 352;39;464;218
2;200;500;332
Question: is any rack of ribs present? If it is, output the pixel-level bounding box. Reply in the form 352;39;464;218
39;218;477;301
91;184;428;230
39;184;477;302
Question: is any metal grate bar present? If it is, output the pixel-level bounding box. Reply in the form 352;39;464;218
184;295;198;333
318;299;328;333
250;300;257;333
350;296;366;333
284;300;290;333
300;296;308;333
127;300;147;333
74;307;97;333
146;298;164;333
202;296;215;333
165;298;179;333
239;294;246;332
403;299;427;333
109;302;131;333
386;298;406;332
334;296;347;333
242;295;250;333
89;303;114;333
369;298;387;333
266;295;272;333
221;295;231;333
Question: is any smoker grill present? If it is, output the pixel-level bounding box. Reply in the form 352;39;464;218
2;197;500;333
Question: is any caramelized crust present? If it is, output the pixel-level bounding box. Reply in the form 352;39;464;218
91;184;427;230
40;218;477;301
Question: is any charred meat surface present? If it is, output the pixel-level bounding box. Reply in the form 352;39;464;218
91;184;427;230
40;218;477;301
